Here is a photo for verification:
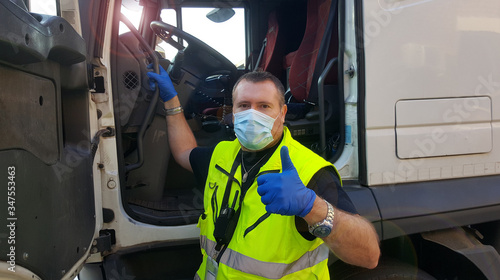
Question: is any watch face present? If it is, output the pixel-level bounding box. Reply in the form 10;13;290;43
313;226;331;238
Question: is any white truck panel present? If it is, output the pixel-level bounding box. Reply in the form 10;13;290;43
362;0;500;185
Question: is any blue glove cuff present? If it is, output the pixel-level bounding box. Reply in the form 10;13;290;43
297;191;316;217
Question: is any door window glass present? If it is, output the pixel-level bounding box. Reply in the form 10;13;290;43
29;0;57;16
119;3;143;34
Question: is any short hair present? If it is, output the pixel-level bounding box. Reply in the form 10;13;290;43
232;71;286;106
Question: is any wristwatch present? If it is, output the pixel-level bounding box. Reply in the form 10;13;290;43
308;200;335;238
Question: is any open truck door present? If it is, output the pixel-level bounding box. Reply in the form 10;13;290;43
0;1;99;279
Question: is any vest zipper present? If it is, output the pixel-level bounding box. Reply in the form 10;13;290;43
256;169;280;177
211;183;219;224
242;170;280;237
215;244;228;263
244;212;271;237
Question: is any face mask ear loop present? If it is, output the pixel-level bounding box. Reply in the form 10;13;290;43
274;110;282;123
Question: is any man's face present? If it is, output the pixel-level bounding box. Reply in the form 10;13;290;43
233;79;287;150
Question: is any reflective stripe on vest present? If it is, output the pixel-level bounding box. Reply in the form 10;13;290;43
200;235;329;279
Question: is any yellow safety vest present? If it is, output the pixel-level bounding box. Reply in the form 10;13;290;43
196;127;338;279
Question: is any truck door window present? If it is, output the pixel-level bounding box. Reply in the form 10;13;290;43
120;3;143;34
157;8;181;60
29;0;57;16
159;7;246;68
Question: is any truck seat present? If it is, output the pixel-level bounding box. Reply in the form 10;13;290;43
287;0;338;104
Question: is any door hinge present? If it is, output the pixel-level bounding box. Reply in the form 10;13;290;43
90;230;115;254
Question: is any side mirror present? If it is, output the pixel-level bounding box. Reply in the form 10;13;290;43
206;8;235;23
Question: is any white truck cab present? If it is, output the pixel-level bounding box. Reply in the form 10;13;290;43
1;0;499;279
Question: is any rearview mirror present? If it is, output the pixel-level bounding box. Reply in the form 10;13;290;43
122;0;142;11
206;8;235;23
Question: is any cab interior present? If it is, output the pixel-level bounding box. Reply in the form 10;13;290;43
111;0;345;226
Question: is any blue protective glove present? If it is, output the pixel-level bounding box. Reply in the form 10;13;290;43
146;65;178;102
257;146;316;217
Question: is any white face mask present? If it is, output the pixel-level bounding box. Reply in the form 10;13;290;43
233;109;280;151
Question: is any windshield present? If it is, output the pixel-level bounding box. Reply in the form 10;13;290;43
158;7;246;68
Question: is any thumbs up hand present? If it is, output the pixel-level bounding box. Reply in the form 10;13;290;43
257;146;316;217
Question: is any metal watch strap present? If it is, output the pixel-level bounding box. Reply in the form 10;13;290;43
308;199;334;236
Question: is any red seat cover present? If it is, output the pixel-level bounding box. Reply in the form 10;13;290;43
288;0;337;102
259;11;284;76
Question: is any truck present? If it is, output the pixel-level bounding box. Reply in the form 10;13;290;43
1;0;499;279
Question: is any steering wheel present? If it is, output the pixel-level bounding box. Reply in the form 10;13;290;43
150;21;237;79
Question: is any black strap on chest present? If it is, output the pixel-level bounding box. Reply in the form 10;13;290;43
212;147;280;257
213;150;242;252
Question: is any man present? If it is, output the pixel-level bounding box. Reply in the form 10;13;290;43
148;68;380;279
